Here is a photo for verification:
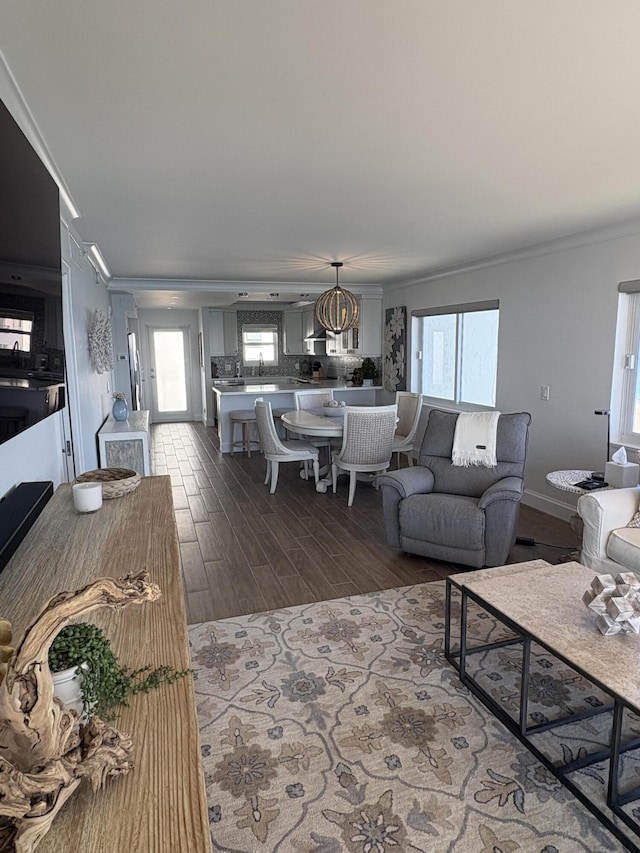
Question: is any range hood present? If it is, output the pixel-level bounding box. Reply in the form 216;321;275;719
304;327;329;341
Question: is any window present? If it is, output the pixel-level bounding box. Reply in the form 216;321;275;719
616;284;640;444
0;310;34;353
241;324;278;366
412;300;499;407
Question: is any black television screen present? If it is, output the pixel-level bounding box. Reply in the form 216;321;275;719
0;97;65;444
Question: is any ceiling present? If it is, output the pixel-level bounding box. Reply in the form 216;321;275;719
3;1;640;309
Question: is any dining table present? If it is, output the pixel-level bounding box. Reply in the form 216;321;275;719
280;408;345;492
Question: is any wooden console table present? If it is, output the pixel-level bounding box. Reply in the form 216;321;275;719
0;476;210;852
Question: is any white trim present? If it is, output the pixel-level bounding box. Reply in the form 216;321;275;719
0;49;80;221
109;277;384;297
61;261;84;474
522;488;578;524
384;216;640;292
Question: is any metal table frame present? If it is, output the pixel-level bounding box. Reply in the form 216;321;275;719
445;574;640;852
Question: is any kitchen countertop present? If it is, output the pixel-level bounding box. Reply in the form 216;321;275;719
0;377;64;390
212;377;383;395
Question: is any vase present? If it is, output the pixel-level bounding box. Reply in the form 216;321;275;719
52;663;87;720
112;398;128;421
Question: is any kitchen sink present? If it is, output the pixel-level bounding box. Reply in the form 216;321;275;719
213;378;245;386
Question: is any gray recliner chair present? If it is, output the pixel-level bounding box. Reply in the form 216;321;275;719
376;410;531;568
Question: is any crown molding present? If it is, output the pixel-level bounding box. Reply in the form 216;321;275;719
0;49;80;221
383;216;640;293
109;277;384;297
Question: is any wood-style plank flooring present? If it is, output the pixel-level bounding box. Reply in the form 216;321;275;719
151;422;581;624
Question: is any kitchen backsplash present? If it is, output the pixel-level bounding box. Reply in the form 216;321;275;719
211;309;380;380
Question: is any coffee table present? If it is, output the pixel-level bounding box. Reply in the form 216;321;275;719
445;559;640;851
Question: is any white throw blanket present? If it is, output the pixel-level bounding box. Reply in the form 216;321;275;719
451;412;500;467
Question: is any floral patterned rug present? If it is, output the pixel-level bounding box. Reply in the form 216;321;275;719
189;581;632;852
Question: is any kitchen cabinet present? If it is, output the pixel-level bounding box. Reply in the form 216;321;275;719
209;310;238;356
324;297;382;357
302;309;316;354
359;296;383;357
283;310;304;354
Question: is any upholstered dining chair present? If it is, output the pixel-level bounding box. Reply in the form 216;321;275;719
376;409;531;568
331;405;398;507
392;391;423;468
254;399;320;493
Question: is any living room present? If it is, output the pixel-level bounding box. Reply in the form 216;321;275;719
0;4;639;526
2;4;640;850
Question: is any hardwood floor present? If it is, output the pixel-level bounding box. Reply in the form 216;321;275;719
151;422;581;624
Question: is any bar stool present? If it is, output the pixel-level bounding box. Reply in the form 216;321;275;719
229;410;260;456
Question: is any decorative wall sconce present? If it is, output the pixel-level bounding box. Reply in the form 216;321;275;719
82;243;111;280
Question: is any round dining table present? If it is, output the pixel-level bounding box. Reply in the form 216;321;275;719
280;409;344;492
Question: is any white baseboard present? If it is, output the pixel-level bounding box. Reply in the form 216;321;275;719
522;488;578;523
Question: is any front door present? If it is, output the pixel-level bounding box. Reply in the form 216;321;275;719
148;326;193;422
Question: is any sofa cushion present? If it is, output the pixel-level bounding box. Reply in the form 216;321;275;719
607;527;640;572
399;493;484;551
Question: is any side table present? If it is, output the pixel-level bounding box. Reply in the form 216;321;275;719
545;470;613;561
98;410;151;475
546;469;613;495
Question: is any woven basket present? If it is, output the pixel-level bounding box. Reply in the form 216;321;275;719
75;467;141;499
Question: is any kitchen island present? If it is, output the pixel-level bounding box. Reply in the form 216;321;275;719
212;377;382;452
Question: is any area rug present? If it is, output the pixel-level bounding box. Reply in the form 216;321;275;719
189;582;629;852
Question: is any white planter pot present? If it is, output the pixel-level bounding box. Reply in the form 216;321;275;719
51;663;87;719
363;378;374;386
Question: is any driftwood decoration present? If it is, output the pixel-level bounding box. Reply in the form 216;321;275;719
0;572;161;853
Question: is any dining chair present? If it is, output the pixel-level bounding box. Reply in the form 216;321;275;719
254;399;320;494
392;391;423;468
293;388;335;463
331;405;398;507
293;389;334;411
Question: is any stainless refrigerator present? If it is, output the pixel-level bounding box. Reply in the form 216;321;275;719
127;332;141;410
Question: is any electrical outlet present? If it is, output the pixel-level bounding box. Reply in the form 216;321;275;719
541;385;550;401
225;363;232;373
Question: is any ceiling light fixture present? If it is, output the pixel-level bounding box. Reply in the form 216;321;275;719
314;262;359;334
82;242;111;279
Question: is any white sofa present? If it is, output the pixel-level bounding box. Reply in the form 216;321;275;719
577;486;640;573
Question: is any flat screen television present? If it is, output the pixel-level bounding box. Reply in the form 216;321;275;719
0;97;65;445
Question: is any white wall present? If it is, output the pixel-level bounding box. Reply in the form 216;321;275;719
383;224;640;520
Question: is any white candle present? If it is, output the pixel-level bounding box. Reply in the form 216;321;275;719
72;482;103;513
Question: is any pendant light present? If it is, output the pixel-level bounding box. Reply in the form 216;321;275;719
314;262;359;334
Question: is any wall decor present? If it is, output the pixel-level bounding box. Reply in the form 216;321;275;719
88;308;114;374
383;305;406;391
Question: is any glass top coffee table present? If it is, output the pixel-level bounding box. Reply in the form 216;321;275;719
445;559;640;851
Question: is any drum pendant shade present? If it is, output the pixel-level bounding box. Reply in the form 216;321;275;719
314;262;359;334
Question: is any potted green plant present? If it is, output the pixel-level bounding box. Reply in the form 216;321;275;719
49;622;190;721
361;358;377;386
